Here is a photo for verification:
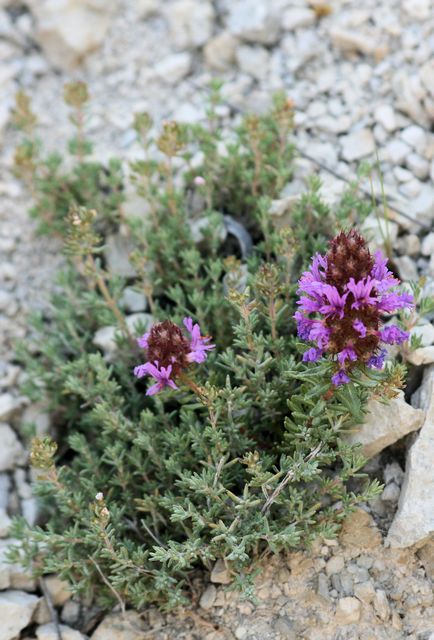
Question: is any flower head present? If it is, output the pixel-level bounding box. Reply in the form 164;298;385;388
134;318;215;395
295;229;413;385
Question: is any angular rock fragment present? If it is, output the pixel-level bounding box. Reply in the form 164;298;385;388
0;591;39;640
343;391;424;459
387;366;434;548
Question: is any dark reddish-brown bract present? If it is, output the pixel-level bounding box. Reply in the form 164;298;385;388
325;229;374;291
146;320;190;376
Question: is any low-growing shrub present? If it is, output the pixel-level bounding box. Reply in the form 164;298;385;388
10;83;415;611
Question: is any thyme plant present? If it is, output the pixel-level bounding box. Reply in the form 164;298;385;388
10;83;414;611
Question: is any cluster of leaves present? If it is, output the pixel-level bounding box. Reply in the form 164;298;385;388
11;82;400;611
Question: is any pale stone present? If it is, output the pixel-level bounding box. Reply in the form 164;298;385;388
104;233;136;278
210;559;231;584
381;482;400;503
340;129;375;162
401;125;427;155
0;423;25;471
362;213;398;253
373;589;390;621
27;0;114;71
325;555;344;576
21;403;50;436
394;256;418;282
0;591;39;640
204;32;238;71
44;575;71;606
343;392;424;459
329;26;376;56
409;185;434;225
354;580;376;604
92;611;147;640
420;59;434;98
335;596;361;624
340;509;382;549
166;0;214;49
282;8;315;30
227;0;280;45
406;153;429;180
385;139;411;165
0;394;18;421
421;232;434;256
407;346;434;366
374;104;397;132
236;44;269;80
418;539;434;580
0;509;11;537
37;624;85;640
154;52;192;84
410;323;434;347
136;0;157;18
120;287;147;313
403;0;431;19
387;366;434;548
199;584;217;609
0;539;36;591
93;313;153;358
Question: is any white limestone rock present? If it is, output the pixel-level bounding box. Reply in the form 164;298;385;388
329;26;376;56
26;0;114;71
166;0;214;49
335;597;361;624
37;623;85;640
407;347;434;366
0;424;25;471
154;52;192;84
92;610;147;640
282;8;315;31
343;391;424;459
204;32;238;71
227;0;280;45
0;591;39;640
387;366;434;548
340;128;375;162
374;104;397;132
235;44;269;80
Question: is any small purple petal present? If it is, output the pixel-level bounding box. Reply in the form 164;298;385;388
353;319;367;338
183;316;215;363
367;349;387;369
346;277;377;309
308;321;330;349
379;325;409;345
332;370;350;386
137;332;150;349
337;347;357;365
303;347;323;362
377;291;414;313
318;285;347;318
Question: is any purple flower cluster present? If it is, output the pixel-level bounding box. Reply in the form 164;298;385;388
295;230;413;385
134;317;214;395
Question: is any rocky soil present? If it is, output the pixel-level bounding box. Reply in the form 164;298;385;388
0;0;433;638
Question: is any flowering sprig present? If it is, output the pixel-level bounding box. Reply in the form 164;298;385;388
295;230;413;385
134;318;215;395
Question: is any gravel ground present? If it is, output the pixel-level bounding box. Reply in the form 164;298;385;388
0;0;433;638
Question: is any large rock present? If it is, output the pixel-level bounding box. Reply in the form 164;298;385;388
387;366;434;548
0;591;39;640
343;392;424;459
227;0;280;45
27;0;115;71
